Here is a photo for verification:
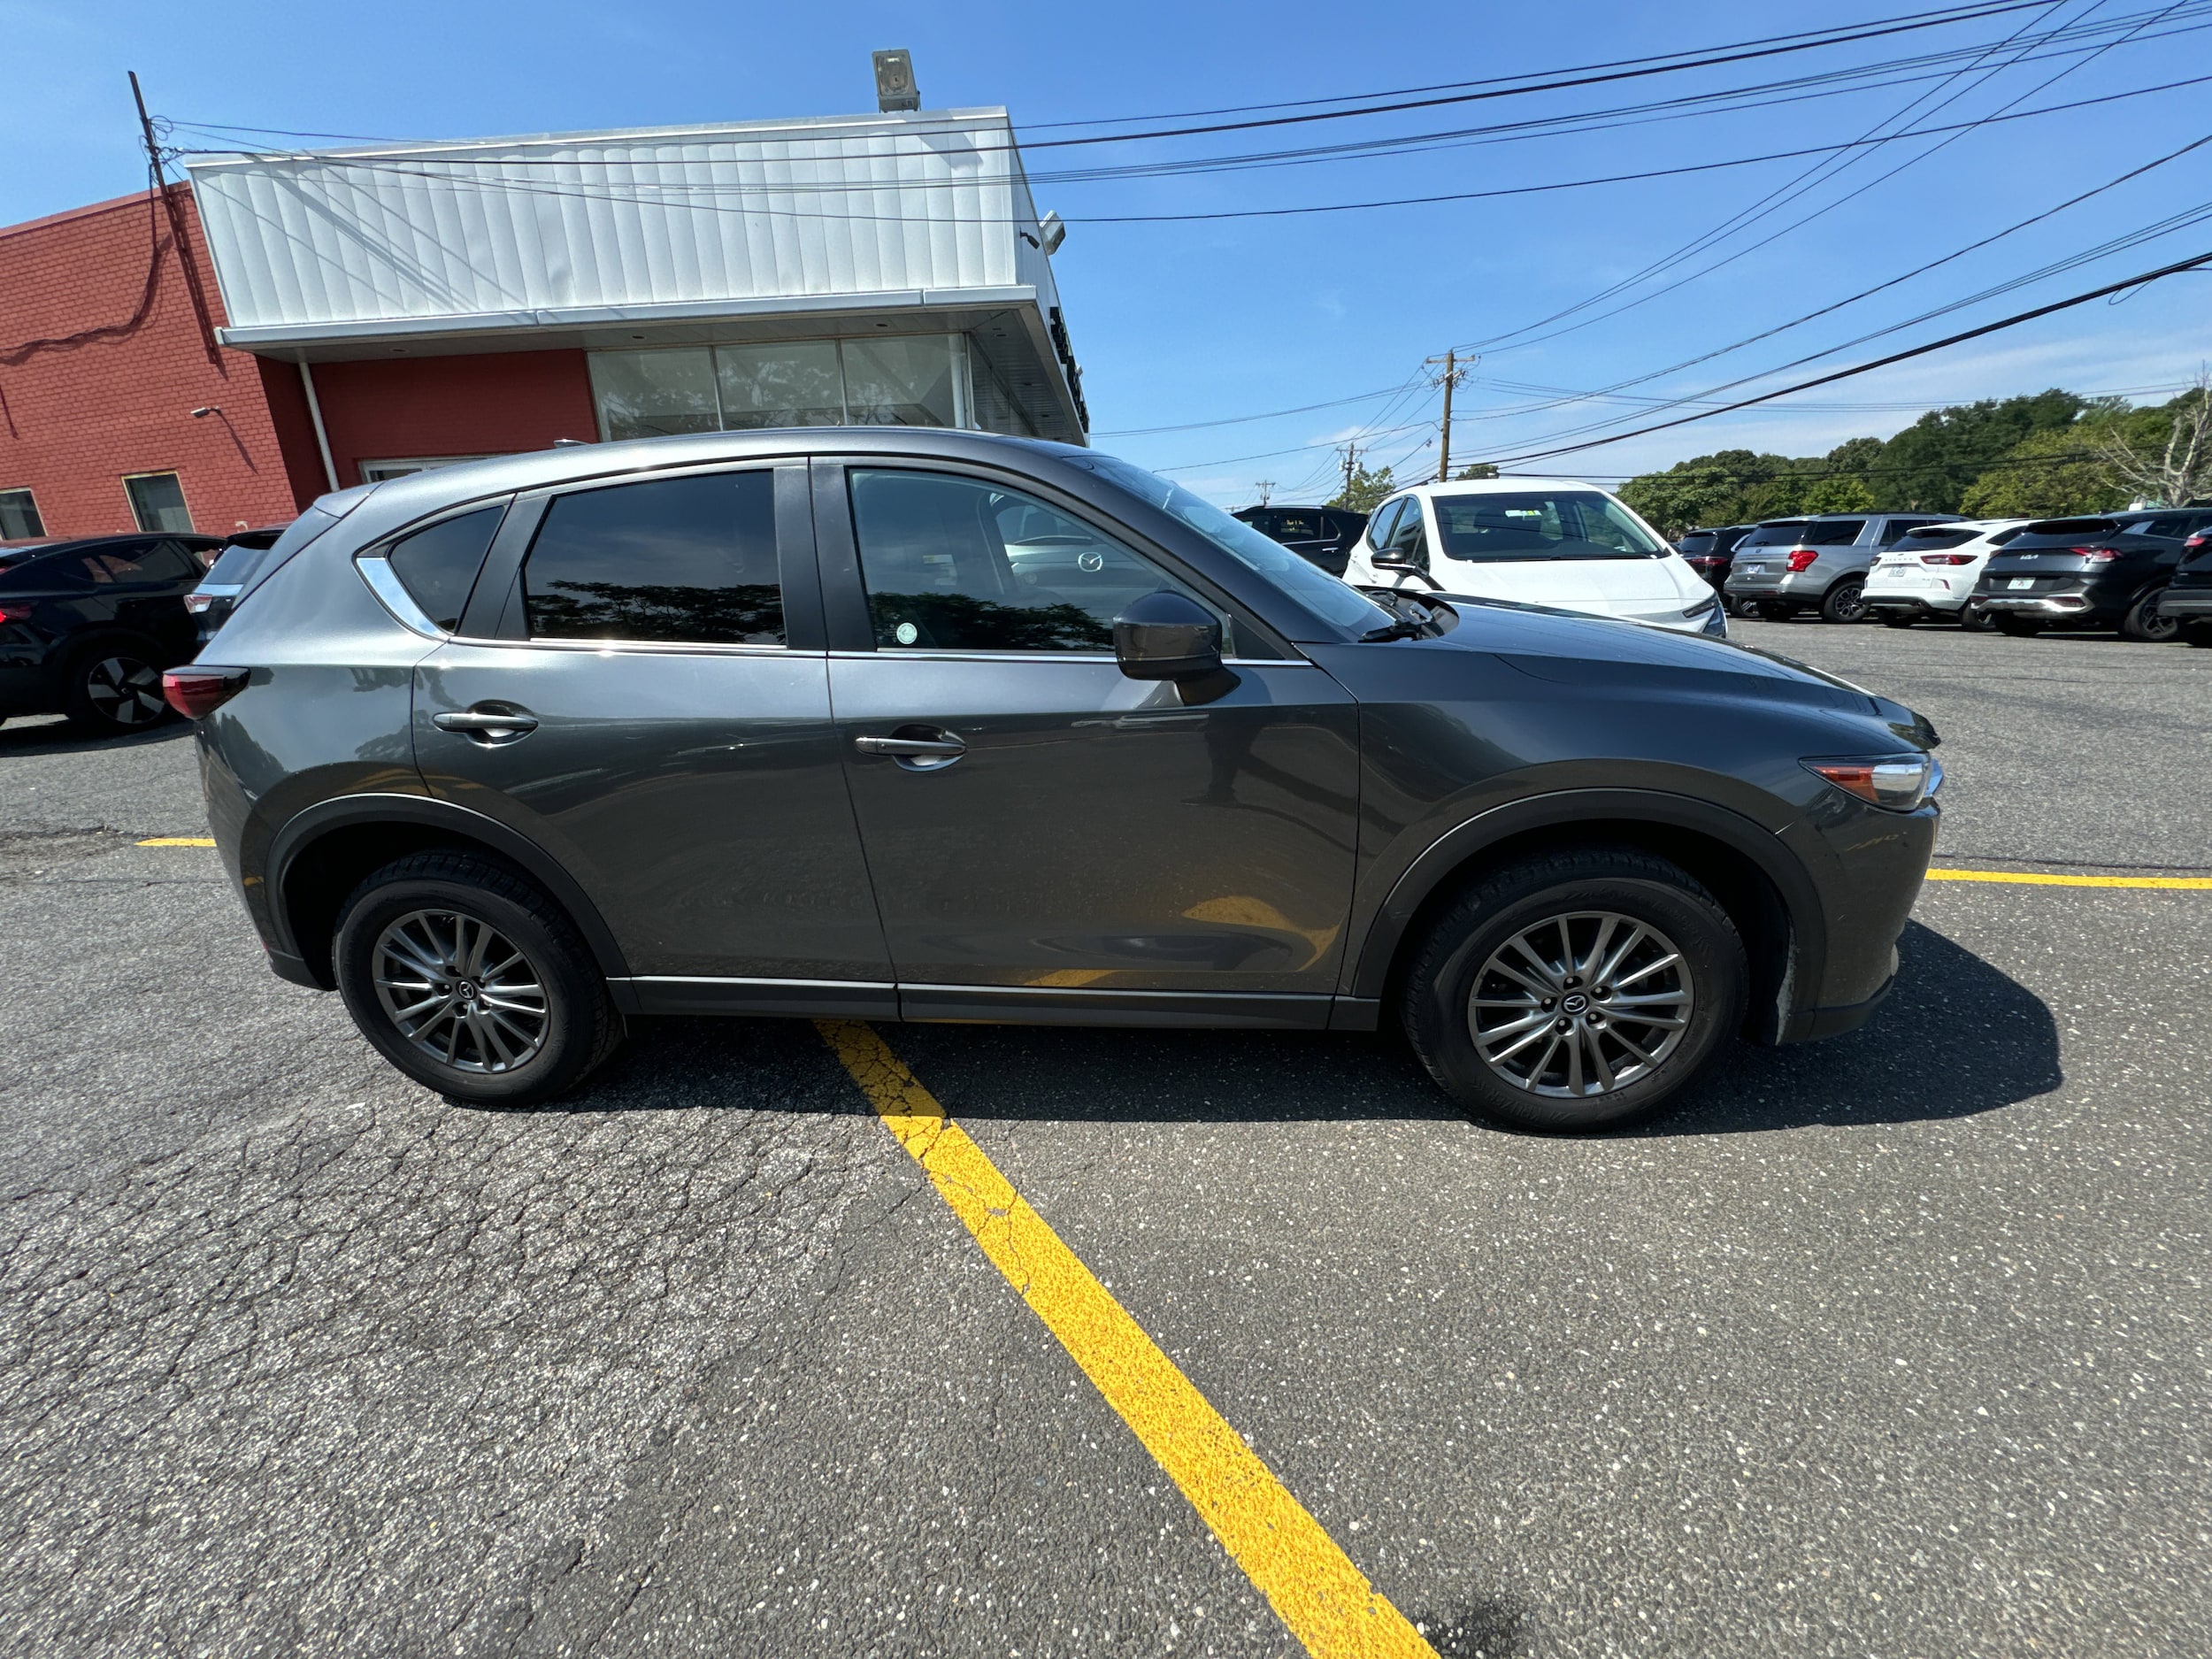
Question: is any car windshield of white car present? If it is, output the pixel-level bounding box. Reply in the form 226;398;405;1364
1432;491;1667;562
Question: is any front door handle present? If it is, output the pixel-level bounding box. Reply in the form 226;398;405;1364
854;726;966;769
855;734;964;757
434;704;538;741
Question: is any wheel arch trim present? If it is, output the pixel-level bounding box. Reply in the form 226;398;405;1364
265;794;634;987
1347;787;1829;1013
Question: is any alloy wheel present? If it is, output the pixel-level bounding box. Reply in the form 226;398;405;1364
84;656;165;726
371;908;549;1073
1467;911;1694;1098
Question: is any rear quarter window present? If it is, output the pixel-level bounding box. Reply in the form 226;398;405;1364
383;506;506;632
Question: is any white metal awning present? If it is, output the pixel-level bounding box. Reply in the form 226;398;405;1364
184;108;1084;440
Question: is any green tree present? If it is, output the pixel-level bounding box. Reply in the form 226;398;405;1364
1330;464;1396;513
1453;462;1500;480
1875;389;2085;511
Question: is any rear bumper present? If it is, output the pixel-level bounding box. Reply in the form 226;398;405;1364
1863;588;1963;616
2154;587;2212;618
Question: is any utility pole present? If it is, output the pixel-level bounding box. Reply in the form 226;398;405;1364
130;71;222;367
1254;479;1275;506
1426;349;1474;481
1336;440;1363;503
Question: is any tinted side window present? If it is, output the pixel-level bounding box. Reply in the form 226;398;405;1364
2140;517;2185;540
1365;500;1405;549
1803;519;1866;547
523;472;783;645
850;469;1224;654
1386;500;1428;557
386;506;504;632
1878;518;1931;546
1273;511;1322;541
1678;532;1717;555
135;541;207;582
77;546;158;583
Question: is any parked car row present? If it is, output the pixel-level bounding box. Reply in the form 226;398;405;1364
1674;508;2212;643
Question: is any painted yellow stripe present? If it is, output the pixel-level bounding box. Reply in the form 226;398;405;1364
1927;866;2212;889
816;1019;1434;1659
136;836;216;848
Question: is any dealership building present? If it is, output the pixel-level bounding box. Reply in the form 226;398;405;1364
0;100;1087;541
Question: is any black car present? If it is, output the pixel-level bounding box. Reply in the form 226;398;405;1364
1233;505;1367;575
1675;524;1756;589
173;429;1940;1133
1970;509;2212;640
0;532;224;733
186;524;291;644
2154;526;2212;643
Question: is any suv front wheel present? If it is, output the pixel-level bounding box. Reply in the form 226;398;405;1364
1819;577;1869;624
1402;849;1747;1132
333;851;621;1105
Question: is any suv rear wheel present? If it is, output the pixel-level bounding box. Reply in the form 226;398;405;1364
1401;849;1747;1132
333;851;620;1106
64;645;170;733
1819;577;1868;624
2118;589;2179;642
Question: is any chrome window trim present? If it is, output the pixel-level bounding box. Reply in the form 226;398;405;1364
354;556;445;640
824;649;1313;667
444;634;797;657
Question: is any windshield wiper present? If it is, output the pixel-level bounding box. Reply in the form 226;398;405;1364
1360;617;1428;641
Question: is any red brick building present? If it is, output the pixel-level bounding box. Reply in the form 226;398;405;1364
0;106;1084;543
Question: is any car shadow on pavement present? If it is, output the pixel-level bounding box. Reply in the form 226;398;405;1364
0;715;193;756
549;921;2059;1135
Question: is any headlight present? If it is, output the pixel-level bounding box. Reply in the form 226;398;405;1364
1803;755;1940;811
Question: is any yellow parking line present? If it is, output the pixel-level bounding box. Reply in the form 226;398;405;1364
1927;867;2212;889
815;1019;1433;1659
136;836;216;848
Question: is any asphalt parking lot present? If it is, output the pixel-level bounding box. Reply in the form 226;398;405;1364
3;617;2207;1659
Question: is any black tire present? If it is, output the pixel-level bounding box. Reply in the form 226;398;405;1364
1880;611;1918;629
1729;595;1765;619
1400;849;1747;1133
1756;601;1793;622
333;850;621;1106
61;643;172;734
1818;578;1869;624
1993;614;2044;638
1958;604;1996;633
2118;589;2180;642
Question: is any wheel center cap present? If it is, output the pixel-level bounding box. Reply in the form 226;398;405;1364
1562;992;1590;1015
455;980;479;1001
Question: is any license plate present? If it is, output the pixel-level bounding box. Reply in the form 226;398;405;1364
1741;564;1763;574
2008;577;2034;590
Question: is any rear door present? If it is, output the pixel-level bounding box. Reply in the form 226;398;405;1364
412;461;891;1006
816;459;1361;1024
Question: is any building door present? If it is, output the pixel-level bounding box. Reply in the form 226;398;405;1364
413;462;891;1010
819;463;1362;1025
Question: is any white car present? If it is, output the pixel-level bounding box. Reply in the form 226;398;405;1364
1862;518;2030;629
1343;477;1725;637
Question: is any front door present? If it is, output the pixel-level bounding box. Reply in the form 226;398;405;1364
413;462;891;1009
818;462;1362;1025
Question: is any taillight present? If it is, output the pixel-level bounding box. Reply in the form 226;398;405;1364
2185;534;2208;551
1786;548;1819;572
182;592;216;614
0;601;32;624
161;666;250;718
2072;545;2120;562
1919;554;1976;565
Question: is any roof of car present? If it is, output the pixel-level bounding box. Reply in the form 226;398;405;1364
1398;475;1601;497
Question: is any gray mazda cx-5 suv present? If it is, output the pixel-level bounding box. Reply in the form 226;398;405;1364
169;430;1940;1132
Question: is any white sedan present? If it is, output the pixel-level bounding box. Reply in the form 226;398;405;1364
1344;477;1725;637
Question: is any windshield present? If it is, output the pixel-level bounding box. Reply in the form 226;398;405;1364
1430;490;1667;562
1058;451;1394;633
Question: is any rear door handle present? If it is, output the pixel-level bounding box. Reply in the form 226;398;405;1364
434;705;538;741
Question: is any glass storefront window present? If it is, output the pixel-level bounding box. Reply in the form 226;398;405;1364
591;337;974;441
715;341;846;428
841;337;963;428
589;349;722;441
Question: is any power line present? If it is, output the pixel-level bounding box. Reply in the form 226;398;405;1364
202;70;2212;230
1485;248;2212;466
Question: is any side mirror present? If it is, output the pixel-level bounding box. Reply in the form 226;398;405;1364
1113;590;1224;681
1371;546;1416;570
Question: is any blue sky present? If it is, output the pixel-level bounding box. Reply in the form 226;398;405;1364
6;0;2210;503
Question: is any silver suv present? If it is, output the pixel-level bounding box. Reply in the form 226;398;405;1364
1724;512;1961;623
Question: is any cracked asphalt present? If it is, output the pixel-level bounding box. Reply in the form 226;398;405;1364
2;618;2207;1658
